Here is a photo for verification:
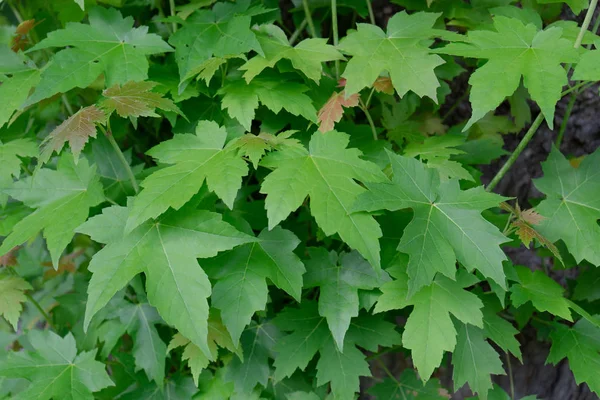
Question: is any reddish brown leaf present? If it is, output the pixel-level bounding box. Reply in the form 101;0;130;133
520;208;544;226
39;105;106;164
317;91;359;133
373;76;394;94
99;81;183;119
0;248;18;267
11;20;38;52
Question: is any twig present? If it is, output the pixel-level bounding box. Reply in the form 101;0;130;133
366;0;375;25
331;0;340;78
302;0;318;38
169;0;177;33
289;19;308;45
359;98;378;140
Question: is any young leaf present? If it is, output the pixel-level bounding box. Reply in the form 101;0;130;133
0;330;113;399
0;154;104;268
304;248;388;350
205;227;305;344
240;24;343;83
118;302;167;385
126;120;248;231
99;81;183;119
0;272;32;330
534;147;600;266
0;138;38;206
169;0;264;86
403;135;473;181
232;131;301;169
355;151;508;295
39;105;105;165
436;16;578;129
317;90;359;133
77;204;256;357
510;266;572;320
547;319;600;395
219;74;317;131
25;7;172;106
260;130;387;269
339;11;445;99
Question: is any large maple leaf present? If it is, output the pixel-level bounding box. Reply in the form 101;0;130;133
354;150;509;295
338;11;445;99
436;16;579;129
260;130;387;269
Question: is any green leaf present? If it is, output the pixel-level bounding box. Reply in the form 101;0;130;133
99;81;183;119
534;147;600;266
77;203;255;357
538;0;589;15
368;369;449;399
240;25;343;83
273;303;401;399
126;120;248;230
219;73;317;131
403;135;473;181
573;267;600;302
510;265;572;320
0;272;32;330
0;330;113;399
0;138;38;206
0;154;104;268
338;11;445;99
547;319;600;395
573;48;600;81
452;323;505;400
482;304;522;361
169;0;264;86
231;131;302;169
205;227;305;343
355;151;508;295
25;7;172;106
261;130;387;269
304;248;388;350
168;310;237;386
436;16;578;129
39;105;105;165
118;302;167;385
0;46;40;129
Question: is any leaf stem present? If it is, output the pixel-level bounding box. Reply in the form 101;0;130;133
506;352;515;400
331;0;340;78
289;19;308;45
302;0;318;38
375;358;400;384
169;0;177;33
575;0;599;48
98;125;140;194
359;98;378;140
555;93;576;147
61;94;74;116
366;0;375;25
8;1;23;24
486;113;544;192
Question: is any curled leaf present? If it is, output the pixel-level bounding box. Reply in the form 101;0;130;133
317;90;359;133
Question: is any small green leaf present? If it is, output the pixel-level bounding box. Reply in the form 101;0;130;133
0;272;32;330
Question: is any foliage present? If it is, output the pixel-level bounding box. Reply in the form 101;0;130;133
0;0;600;399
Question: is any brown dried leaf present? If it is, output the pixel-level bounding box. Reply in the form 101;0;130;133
11;20;37;52
317;90;359;133
39;105;105;164
373;76;394;95
0;248;18;267
99;81;184;119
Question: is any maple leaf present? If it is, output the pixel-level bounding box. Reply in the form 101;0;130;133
317;90;359;133
573;47;600;81
368;370;450;399
0;272;32;330
24;7;172;107
273;303;401;399
547;319;600;394
452;323;505;400
0;138;38;206
0;330;113;399
240;24;343;83
204;227;305;344
355;151;509;295
11;19;37;52
372;76;394;95
436;16;579;129
77;203;255;358
0;154;104;268
338;11;445;99
510;265;572;320
126;120;248;231
219;73;317;131
39;105;105;165
304;248;389;350
534;147;600;266
260;130;387;269
169;0;265;87
0;46;40;129
99;81;183;119
403;135;473;181
168;311;238;386
232;131;302;168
